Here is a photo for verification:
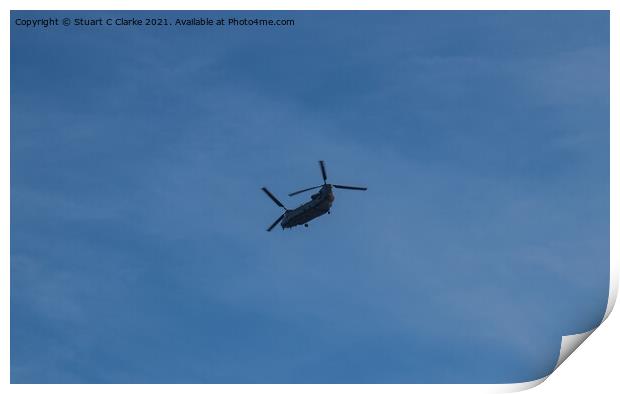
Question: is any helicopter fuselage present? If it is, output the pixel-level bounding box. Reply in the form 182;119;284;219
281;184;334;229
262;160;366;232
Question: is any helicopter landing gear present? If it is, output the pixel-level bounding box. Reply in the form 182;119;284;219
304;224;308;227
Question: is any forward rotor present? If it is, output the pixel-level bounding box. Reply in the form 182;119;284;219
261;187;288;231
266;213;285;232
261;187;287;209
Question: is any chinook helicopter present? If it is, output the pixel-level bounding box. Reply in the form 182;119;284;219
261;161;367;231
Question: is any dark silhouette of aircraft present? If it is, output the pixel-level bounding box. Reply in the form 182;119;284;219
262;160;367;231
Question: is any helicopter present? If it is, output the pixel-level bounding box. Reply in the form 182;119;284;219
261;160;367;231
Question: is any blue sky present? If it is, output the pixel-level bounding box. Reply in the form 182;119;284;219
11;11;609;383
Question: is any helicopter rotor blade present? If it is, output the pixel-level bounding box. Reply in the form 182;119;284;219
319;160;327;184
332;184;368;191
261;187;286;209
267;213;285;232
288;185;322;197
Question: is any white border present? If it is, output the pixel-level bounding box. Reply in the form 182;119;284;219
2;1;617;392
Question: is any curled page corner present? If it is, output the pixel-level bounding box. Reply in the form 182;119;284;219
497;272;618;393
554;329;595;370
493;329;597;393
550;270;619;371
493;376;548;393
